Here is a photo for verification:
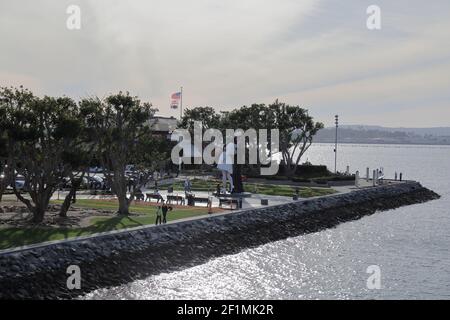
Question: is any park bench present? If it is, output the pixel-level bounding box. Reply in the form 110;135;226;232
193;197;210;207
134;192;145;201
167;195;185;205
145;193;163;203
218;198;239;210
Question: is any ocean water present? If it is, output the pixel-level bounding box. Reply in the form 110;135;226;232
84;144;450;300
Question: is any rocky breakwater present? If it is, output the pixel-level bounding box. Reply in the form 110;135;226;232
0;181;440;299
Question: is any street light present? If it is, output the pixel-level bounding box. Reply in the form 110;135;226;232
334;115;339;174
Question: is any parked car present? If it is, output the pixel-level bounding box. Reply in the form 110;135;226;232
58;177;72;189
14;176;26;190
88;167;104;173
81;175;105;190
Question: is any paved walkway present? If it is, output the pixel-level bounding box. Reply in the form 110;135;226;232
19;177;394;211
49;183;371;210
51;188;297;209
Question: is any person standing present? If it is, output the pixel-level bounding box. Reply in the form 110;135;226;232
162;201;173;224
184;178;192;193
155;205;162;225
217;142;235;193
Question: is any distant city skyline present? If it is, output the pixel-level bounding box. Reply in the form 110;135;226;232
1;0;449;128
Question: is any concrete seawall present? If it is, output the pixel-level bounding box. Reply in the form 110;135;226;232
0;181;440;299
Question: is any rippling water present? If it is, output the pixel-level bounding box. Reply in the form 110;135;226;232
84;144;450;300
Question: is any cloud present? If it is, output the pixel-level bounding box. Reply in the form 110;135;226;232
0;0;449;127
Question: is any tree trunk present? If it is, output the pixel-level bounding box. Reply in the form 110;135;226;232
59;176;82;218
13;186;35;215
31;206;46;223
117;194;130;215
32;192;52;223
110;169;131;216
0;159;13;203
286;164;297;177
59;187;76;218
14;186;53;224
0;173;12;203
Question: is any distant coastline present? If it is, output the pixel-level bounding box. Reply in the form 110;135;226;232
313;141;450;147
315;125;450;146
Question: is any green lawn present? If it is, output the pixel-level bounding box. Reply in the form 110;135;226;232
0;199;209;250
66;199;208;216
0;182;335;250
172;179;336;197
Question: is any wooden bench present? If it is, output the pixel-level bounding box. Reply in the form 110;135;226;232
219;198;239;210
193;197;210;207
167;195;185;205
134;192;145;201
145;193;163;203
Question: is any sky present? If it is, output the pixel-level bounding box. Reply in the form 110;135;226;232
0;0;449;127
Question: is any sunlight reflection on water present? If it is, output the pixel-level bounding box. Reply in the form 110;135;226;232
83;144;450;300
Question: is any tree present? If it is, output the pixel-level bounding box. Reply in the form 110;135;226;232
83;92;163;215
0;109;10;202
180;106;221;133
224;104;274;175
268;100;324;176
58;146;93;218
57;101;99;218
0;86;35;202
178;102;323;177
2;89;83;222
0;127;12;202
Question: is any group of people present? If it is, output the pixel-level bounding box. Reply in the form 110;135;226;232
155;200;173;225
154;178;191;225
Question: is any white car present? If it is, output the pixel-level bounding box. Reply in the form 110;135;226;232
14;176;26;190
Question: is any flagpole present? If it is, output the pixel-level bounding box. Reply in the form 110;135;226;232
180;86;183;120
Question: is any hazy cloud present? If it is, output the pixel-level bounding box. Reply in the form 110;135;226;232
0;0;449;127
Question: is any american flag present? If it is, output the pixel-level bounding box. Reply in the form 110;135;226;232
171;92;181;100
171;92;181;109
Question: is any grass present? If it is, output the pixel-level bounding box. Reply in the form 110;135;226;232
83;199;209;220
0;181;336;250
0;199;209;250
172;179;336;197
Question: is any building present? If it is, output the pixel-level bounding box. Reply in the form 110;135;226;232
149;116;203;166
148;116;178;139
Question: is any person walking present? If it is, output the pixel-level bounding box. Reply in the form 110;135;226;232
184;178;192;193
155;205;162;225
161;201;173;224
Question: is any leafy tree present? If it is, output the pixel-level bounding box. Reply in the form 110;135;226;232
58;147;93;218
268;100;324;176
0;121;11;202
2;89;83;222
179;106;221;133
224;104;275;174
82;92;164;215
0;86;35;202
179;102;322;177
57;101;100;218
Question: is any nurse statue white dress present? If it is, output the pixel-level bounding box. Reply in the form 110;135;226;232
217;142;235;193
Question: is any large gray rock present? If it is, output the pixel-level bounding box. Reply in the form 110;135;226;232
0;181;440;299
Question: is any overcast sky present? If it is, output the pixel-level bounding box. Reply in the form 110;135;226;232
1;0;449;127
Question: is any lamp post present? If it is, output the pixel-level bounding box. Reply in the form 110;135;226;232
334;115;339;174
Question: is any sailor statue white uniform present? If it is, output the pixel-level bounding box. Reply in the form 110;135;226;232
217;142;235;193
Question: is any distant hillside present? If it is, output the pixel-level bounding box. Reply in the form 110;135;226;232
314;125;450;145
341;125;450;137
